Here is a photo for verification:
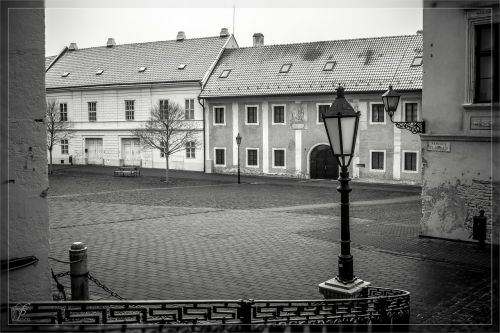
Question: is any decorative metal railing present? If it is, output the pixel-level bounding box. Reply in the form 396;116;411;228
7;287;410;330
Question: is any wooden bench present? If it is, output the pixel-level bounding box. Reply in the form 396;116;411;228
113;166;140;177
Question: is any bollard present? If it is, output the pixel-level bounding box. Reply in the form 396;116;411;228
69;242;89;300
473;210;487;249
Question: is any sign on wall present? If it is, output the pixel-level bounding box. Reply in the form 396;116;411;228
427;141;451;152
470;117;492;130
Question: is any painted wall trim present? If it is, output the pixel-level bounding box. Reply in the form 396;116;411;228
420;134;497;142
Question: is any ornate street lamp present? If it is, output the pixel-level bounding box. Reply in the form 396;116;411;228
382;85;425;134
318;86;370;299
236;133;242;184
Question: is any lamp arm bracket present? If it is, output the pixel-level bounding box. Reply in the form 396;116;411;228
393;120;425;134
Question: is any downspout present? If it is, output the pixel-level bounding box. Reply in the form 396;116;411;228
197;93;206;173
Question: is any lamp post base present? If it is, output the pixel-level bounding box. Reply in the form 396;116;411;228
319;277;371;299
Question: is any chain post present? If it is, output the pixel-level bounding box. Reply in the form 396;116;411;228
69;242;89;300
238;299;253;325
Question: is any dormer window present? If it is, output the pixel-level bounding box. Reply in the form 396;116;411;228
138;66;147;72
323;61;336;71
411;57;423;67
96;69;104;75
280;64;292;73
178;64;186;70
220;69;231;78
61;72;70;77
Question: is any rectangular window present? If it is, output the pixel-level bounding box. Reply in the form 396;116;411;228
159;99;168;119
246;106;258;124
405;103;418;122
186;141;196;159
159;141;165;158
88;102;97;121
273;149;285;168
404;152;417;172
273;105;285;124
61;139;68;155
214;107;225;124
371;151;385;171
125;100;135;120
215;148;225;166
371;104;385;123
474;23;499;103
247;149;258;167
185;99;195;120
317;104;330;123
60;103;68;121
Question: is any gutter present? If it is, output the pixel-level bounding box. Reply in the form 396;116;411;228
197;92;206;173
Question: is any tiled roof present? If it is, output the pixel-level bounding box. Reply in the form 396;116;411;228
45;55;56;70
46;36;231;89
200;34;422;98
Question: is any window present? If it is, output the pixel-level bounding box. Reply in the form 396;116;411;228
159;99;168;119
125;100;135;120
88;102;97;121
323;61;336;71
317;104;330;123
214;148;226;166
159;141;165;158
403;151;418;172
370;151;385;171
411;57;423;67
474;23;499;103
185;99;194;120
280;64;292;73
61;139;68;155
61;72;70;77
273;149;285;168
220;69;231;78
214;107;225;125
246;149;259;167
246;106;258;125
178;64;186;70
96;69;104;75
272;105;285;124
404;103;418;122
186;141;195;159
371;104;385;123
138;66;147;72
59;103;68;121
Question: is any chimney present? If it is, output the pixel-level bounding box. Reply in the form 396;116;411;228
68;42;78;51
107;38;116;47
253;33;264;47
177;31;186;41
220;28;229;37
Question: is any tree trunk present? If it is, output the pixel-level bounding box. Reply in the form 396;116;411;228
49;149;53;175
164;147;169;182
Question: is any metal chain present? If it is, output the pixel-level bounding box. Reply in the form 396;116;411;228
48;256;84;264
54;271;70;278
87;272;125;300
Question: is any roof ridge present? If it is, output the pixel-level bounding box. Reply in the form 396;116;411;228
234;34;421;50
57;35;229;53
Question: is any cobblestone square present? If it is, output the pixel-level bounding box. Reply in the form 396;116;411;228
47;166;495;329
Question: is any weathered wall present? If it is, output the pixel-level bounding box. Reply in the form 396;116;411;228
421;3;498;242
1;4;51;301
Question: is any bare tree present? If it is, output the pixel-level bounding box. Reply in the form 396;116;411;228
133;101;200;182
46;99;72;174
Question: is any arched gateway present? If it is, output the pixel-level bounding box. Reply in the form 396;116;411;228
309;144;339;179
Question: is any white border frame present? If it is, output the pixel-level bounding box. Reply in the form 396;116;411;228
272;148;286;169
402;150;419;173
246;147;259;168
369;102;386;125
245;105;259;125
316;103;330;125
402;101;420;122
369;149;386;172
213;147;227;167
271;104;287;125
60;139;69;155
185;141;196;159
213;106;226;126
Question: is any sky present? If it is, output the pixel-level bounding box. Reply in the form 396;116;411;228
45;0;423;56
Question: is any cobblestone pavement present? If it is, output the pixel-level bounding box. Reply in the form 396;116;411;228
46;166;497;331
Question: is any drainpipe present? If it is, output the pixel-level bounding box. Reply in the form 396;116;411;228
197;95;206;173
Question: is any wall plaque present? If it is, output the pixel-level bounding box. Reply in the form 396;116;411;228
470;117;491;130
427;141;451;152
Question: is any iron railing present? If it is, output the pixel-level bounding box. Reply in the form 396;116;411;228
6;287;410;330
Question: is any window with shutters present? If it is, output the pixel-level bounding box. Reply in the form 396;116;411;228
370;150;385;171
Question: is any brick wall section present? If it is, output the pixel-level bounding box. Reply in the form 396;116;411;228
457;179;495;241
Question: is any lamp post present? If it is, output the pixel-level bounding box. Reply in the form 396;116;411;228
382;85;425;134
318;86;370;299
236;133;242;184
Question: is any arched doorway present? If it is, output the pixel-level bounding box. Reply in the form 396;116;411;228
309;144;338;179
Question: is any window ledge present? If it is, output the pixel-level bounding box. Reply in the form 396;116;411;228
462;103;498;111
